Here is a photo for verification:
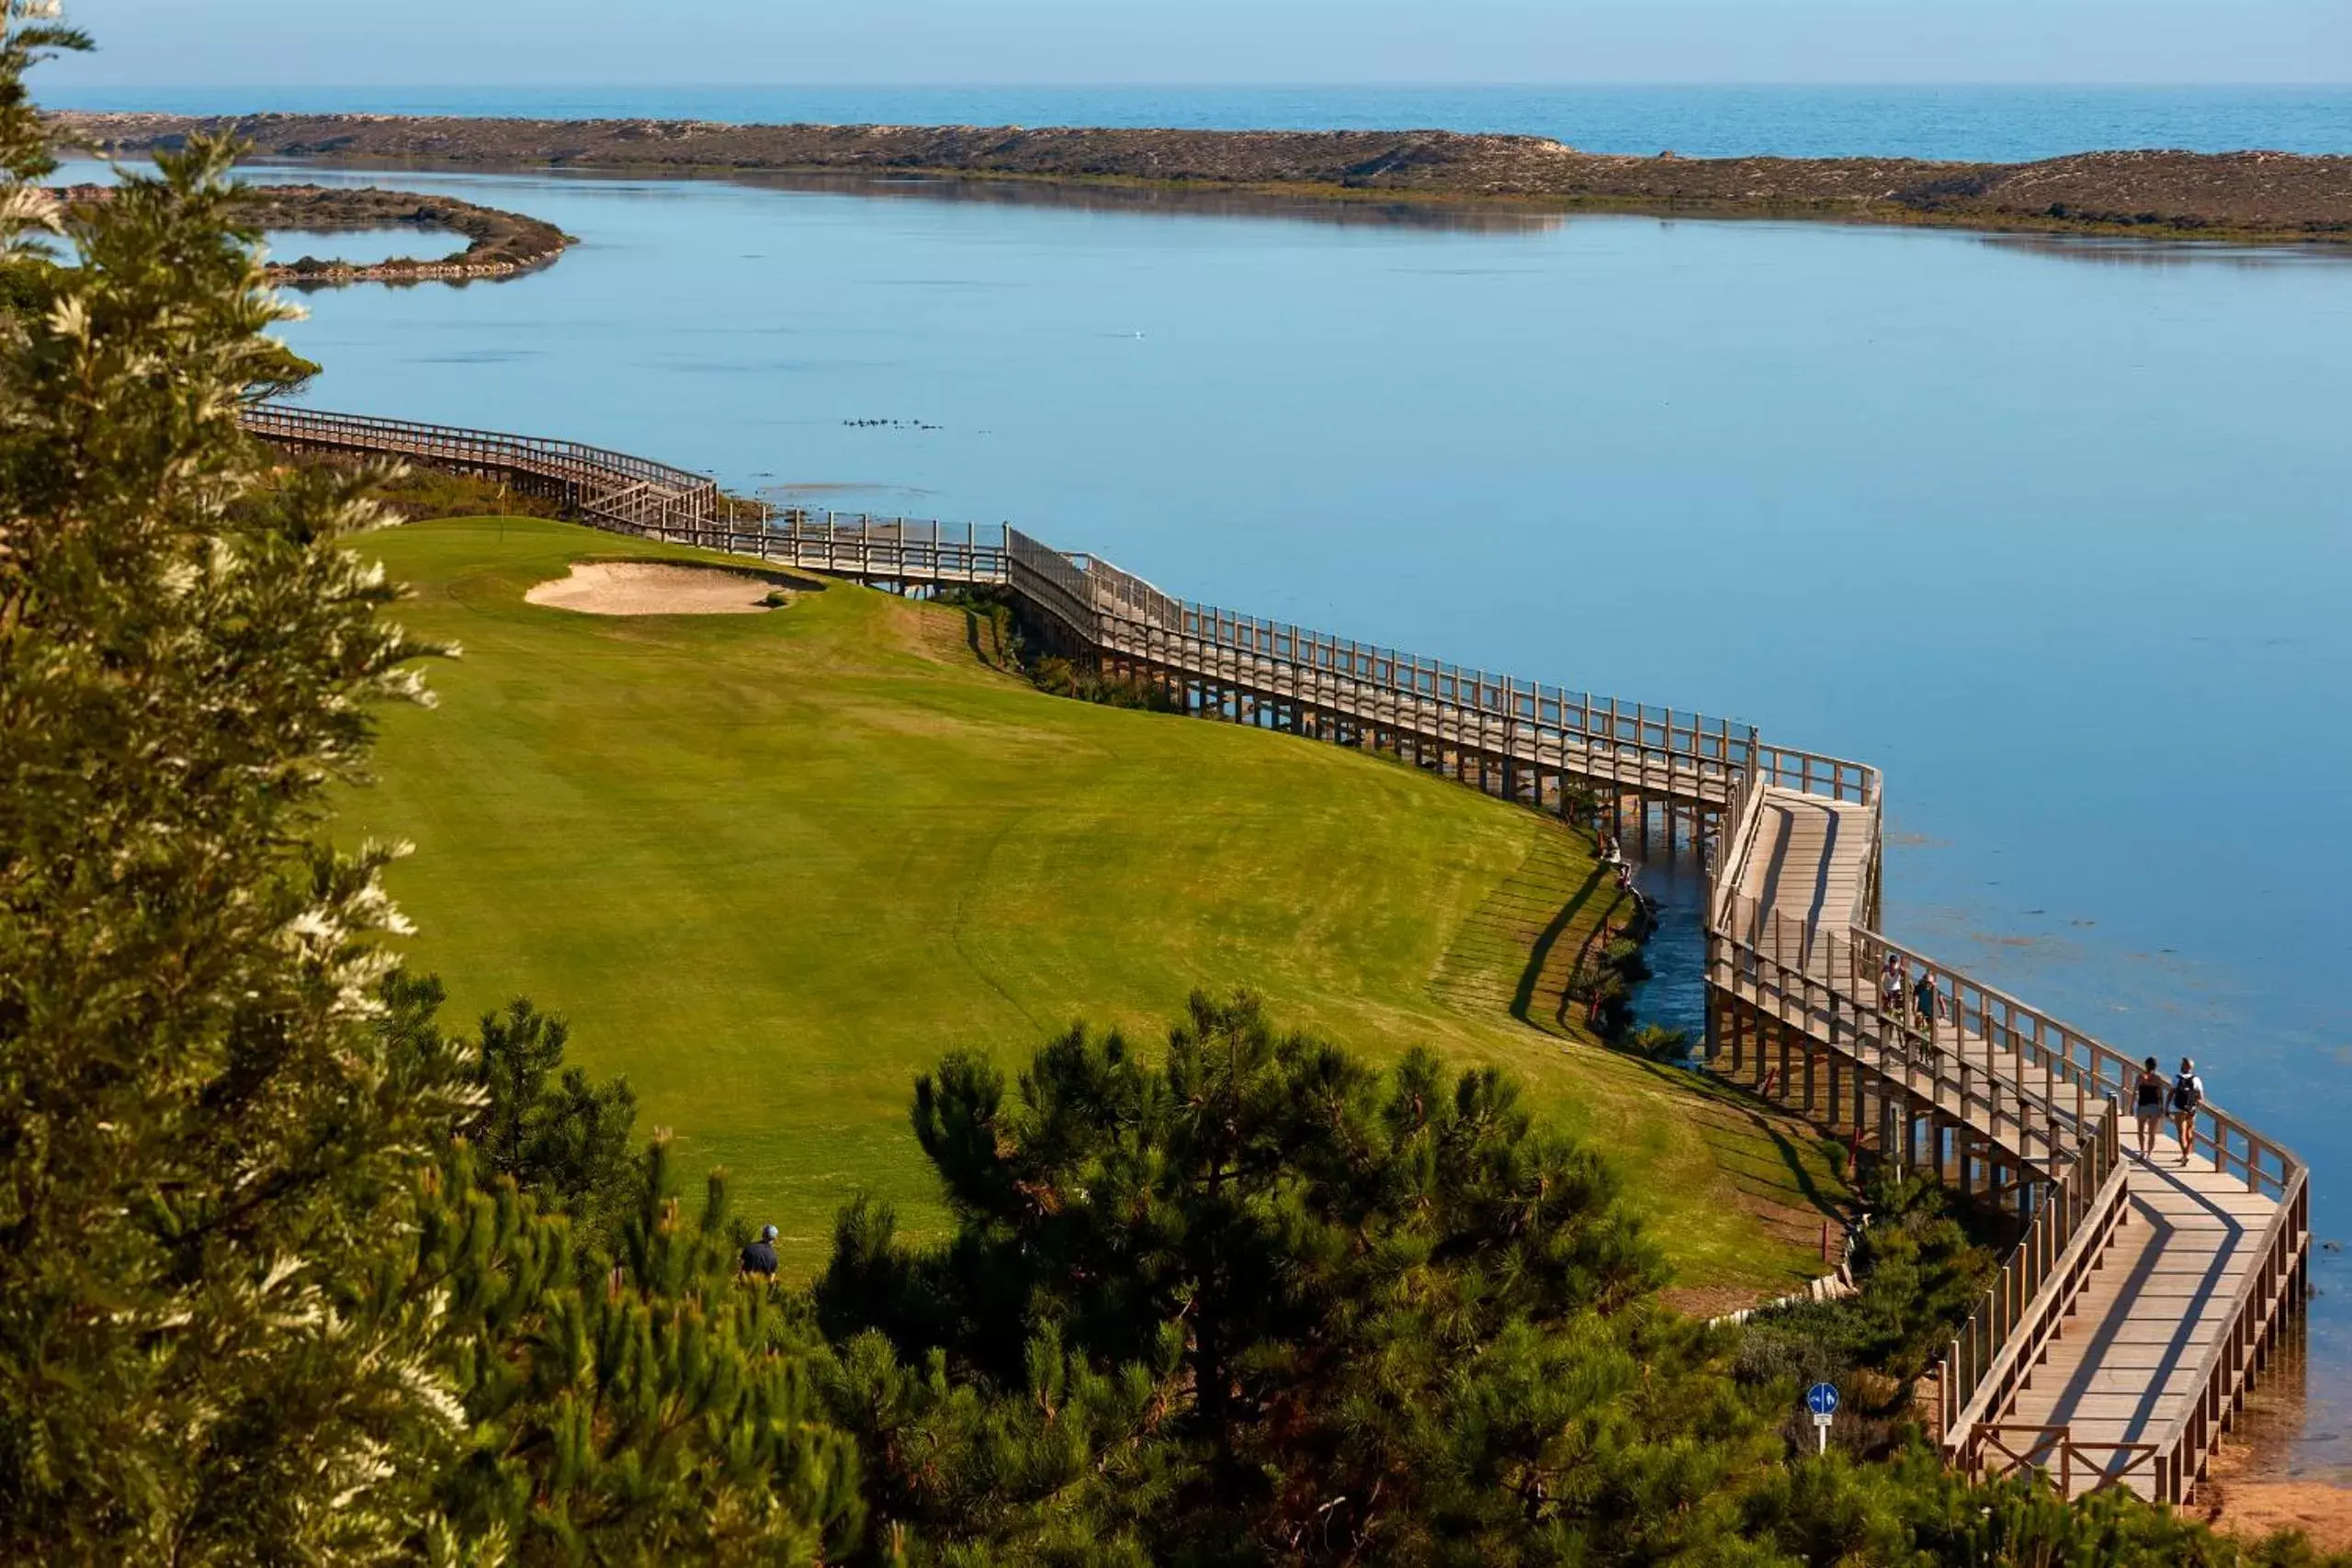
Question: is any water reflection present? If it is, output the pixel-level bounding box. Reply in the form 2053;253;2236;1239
1979;231;2352;269
709;169;1572;233
204;155;1571;235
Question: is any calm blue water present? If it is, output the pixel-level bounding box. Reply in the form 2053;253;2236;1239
43;83;2352;161
63;149;2352;1466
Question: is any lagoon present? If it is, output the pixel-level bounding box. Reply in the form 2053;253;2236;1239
84;154;2352;1468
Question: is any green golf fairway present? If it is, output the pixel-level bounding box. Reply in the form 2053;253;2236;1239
346;516;1844;1297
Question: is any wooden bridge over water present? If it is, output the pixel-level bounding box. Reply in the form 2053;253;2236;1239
246;403;2310;1507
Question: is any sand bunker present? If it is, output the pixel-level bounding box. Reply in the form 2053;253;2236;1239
526;561;783;616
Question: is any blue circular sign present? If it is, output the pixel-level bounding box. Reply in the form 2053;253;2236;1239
1806;1382;1839;1416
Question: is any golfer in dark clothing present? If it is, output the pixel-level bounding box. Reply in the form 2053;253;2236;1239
741;1223;780;1279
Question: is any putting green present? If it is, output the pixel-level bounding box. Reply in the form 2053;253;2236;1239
347;516;1845;1297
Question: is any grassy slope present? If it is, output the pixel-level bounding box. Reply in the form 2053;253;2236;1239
349;516;1845;1295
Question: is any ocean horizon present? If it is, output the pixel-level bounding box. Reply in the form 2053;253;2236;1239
41;82;2352;163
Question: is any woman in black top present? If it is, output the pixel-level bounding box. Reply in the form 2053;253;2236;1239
2132;1055;2167;1160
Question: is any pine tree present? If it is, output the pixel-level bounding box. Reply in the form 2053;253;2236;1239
820;993;1778;1565
1;14;867;1561
0;6;480;1554
416;1134;869;1565
381;976;644;1250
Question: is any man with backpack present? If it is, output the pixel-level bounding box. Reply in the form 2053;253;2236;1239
2170;1058;2206;1165
1911;971;1941;1038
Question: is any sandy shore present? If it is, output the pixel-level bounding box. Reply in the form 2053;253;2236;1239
2209;1479;2352;1553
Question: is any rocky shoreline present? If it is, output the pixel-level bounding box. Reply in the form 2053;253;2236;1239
232;183;571;284
51;179;571;285
51;111;2352;244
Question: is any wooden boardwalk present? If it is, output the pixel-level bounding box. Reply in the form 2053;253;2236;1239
1729;788;1876;938
1712;779;2307;1504
242;402;2309;1507
1979;1136;2287;1495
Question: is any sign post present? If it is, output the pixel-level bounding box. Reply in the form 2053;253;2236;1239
1805;1382;1839;1457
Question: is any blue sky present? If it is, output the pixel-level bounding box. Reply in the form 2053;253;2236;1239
38;0;2352;85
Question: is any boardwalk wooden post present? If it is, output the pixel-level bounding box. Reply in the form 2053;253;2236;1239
1778;1013;1792;1105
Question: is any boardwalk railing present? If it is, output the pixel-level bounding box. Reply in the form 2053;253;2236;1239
1712;852;2308;1502
1713;856;2310;1504
1943;1105;2130;1450
243;405;726;533
243;402;2307;1506
1713;897;2087;1180
2144;1165;2310;1501
251;405;1806;818
1961;1150;2307;1502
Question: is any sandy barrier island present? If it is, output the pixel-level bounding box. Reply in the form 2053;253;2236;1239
52;111;2352;245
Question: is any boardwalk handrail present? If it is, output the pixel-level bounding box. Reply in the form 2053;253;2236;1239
242;402;2306;1505
1966;1427;2159;1499
1942;1105;2129;1447
1708;768;1772;931
1866;929;2295;1202
1720;869;2311;1502
2142;1165;2311;1500
253;404;1830;813
243;403;719;495
1716;897;2087;1177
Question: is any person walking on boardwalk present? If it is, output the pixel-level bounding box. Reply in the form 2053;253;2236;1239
1911;971;1940;1037
741;1223;780;1280
2132;1055;2168;1159
2170;1057;2206;1166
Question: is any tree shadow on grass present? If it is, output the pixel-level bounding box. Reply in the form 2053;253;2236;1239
1621;1054;1853;1229
1510;863;1607;1032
